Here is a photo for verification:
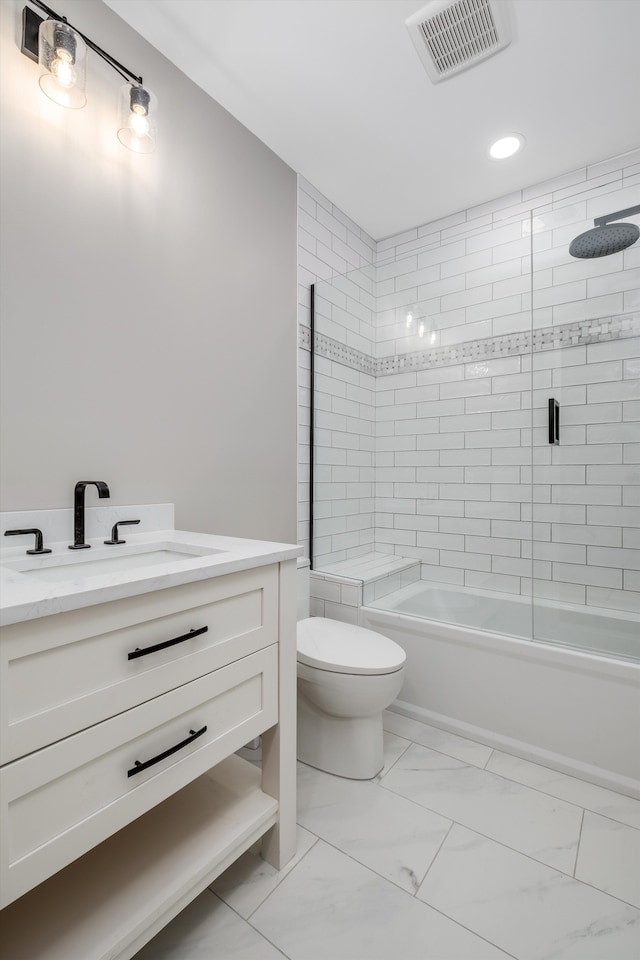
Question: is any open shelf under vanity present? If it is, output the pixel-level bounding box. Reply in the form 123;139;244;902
1;756;276;960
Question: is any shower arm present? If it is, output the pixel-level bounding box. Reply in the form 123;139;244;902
594;205;640;228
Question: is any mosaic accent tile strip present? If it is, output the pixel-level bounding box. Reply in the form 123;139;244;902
299;323;311;350
301;313;640;377
533;314;639;350
300;326;376;375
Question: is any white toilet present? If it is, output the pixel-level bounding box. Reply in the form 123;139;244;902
296;616;406;779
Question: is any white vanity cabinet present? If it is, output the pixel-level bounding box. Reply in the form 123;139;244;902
0;553;298;960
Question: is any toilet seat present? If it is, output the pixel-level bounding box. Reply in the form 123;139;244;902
297;617;406;676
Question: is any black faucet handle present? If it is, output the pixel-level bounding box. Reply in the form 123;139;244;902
105;519;141;545
4;528;52;555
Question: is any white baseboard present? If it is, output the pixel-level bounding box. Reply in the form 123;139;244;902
389;699;640;800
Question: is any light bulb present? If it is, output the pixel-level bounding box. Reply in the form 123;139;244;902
129;111;150;138
418;321;425;338
55;44;73;63
118;83;156;153
406;311;413;327
52;57;76;88
38;19;86;108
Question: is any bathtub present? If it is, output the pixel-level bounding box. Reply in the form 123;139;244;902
359;581;640;797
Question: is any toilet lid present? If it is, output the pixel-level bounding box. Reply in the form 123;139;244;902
297;617;406;675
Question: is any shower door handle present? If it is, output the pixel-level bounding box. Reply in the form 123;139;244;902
548;398;560;444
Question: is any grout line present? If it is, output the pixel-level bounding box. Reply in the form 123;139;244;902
295;835;521;960
375;734;412;781
573;807;586;878
382;722;640;853
483;747;495;770
416;902;520;960
382;721;492;769
476;759;640;829
569;882;640;911
416;815;639;908
245;922;292;958
242;834;320;921
205;891;292;960
376;751;586;882
385;781;635;905
415;819;455;896
306;832;431;897
215;835;320;926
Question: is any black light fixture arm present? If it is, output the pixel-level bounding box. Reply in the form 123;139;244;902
26;0;143;84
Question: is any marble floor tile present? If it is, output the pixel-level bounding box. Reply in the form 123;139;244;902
383;710;493;767
417;824;640;960
296;760;452;893
251;838;511;960
486;750;640;829
134;889;286;960
210;825;318;918
131;724;640;960
380;742;583;873
575;811;640;907
372;730;412;781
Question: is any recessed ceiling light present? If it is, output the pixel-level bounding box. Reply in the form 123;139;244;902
489;134;525;160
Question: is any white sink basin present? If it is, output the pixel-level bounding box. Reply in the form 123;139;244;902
2;543;224;583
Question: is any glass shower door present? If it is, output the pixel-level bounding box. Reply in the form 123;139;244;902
530;175;640;660
310;207;539;641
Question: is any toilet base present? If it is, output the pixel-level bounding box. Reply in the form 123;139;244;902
297;694;384;780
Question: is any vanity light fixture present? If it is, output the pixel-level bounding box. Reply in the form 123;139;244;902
21;1;157;152
37;16;86;108
488;134;524;160
117;81;157;153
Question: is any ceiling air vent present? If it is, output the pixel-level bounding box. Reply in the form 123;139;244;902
406;0;511;83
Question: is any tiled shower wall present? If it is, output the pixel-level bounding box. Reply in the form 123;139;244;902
371;152;639;614
299;151;640;614
373;334;639;613
297;177;376;560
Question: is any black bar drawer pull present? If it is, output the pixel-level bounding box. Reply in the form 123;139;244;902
127;725;207;777
128;625;208;661
548;398;560;444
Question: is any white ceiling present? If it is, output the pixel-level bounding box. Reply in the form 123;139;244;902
104;0;640;240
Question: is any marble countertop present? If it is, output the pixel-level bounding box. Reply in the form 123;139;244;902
0;528;302;626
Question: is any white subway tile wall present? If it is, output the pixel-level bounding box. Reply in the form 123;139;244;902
298;153;640;613
298;176;377;560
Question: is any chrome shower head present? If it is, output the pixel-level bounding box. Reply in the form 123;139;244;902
569;205;640;259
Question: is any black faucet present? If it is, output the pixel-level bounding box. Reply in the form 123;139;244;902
69;481;110;550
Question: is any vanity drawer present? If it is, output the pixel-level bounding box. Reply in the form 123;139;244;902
0;565;278;763
0;644;278;909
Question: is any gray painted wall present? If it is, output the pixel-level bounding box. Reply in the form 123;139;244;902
0;0;297;543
